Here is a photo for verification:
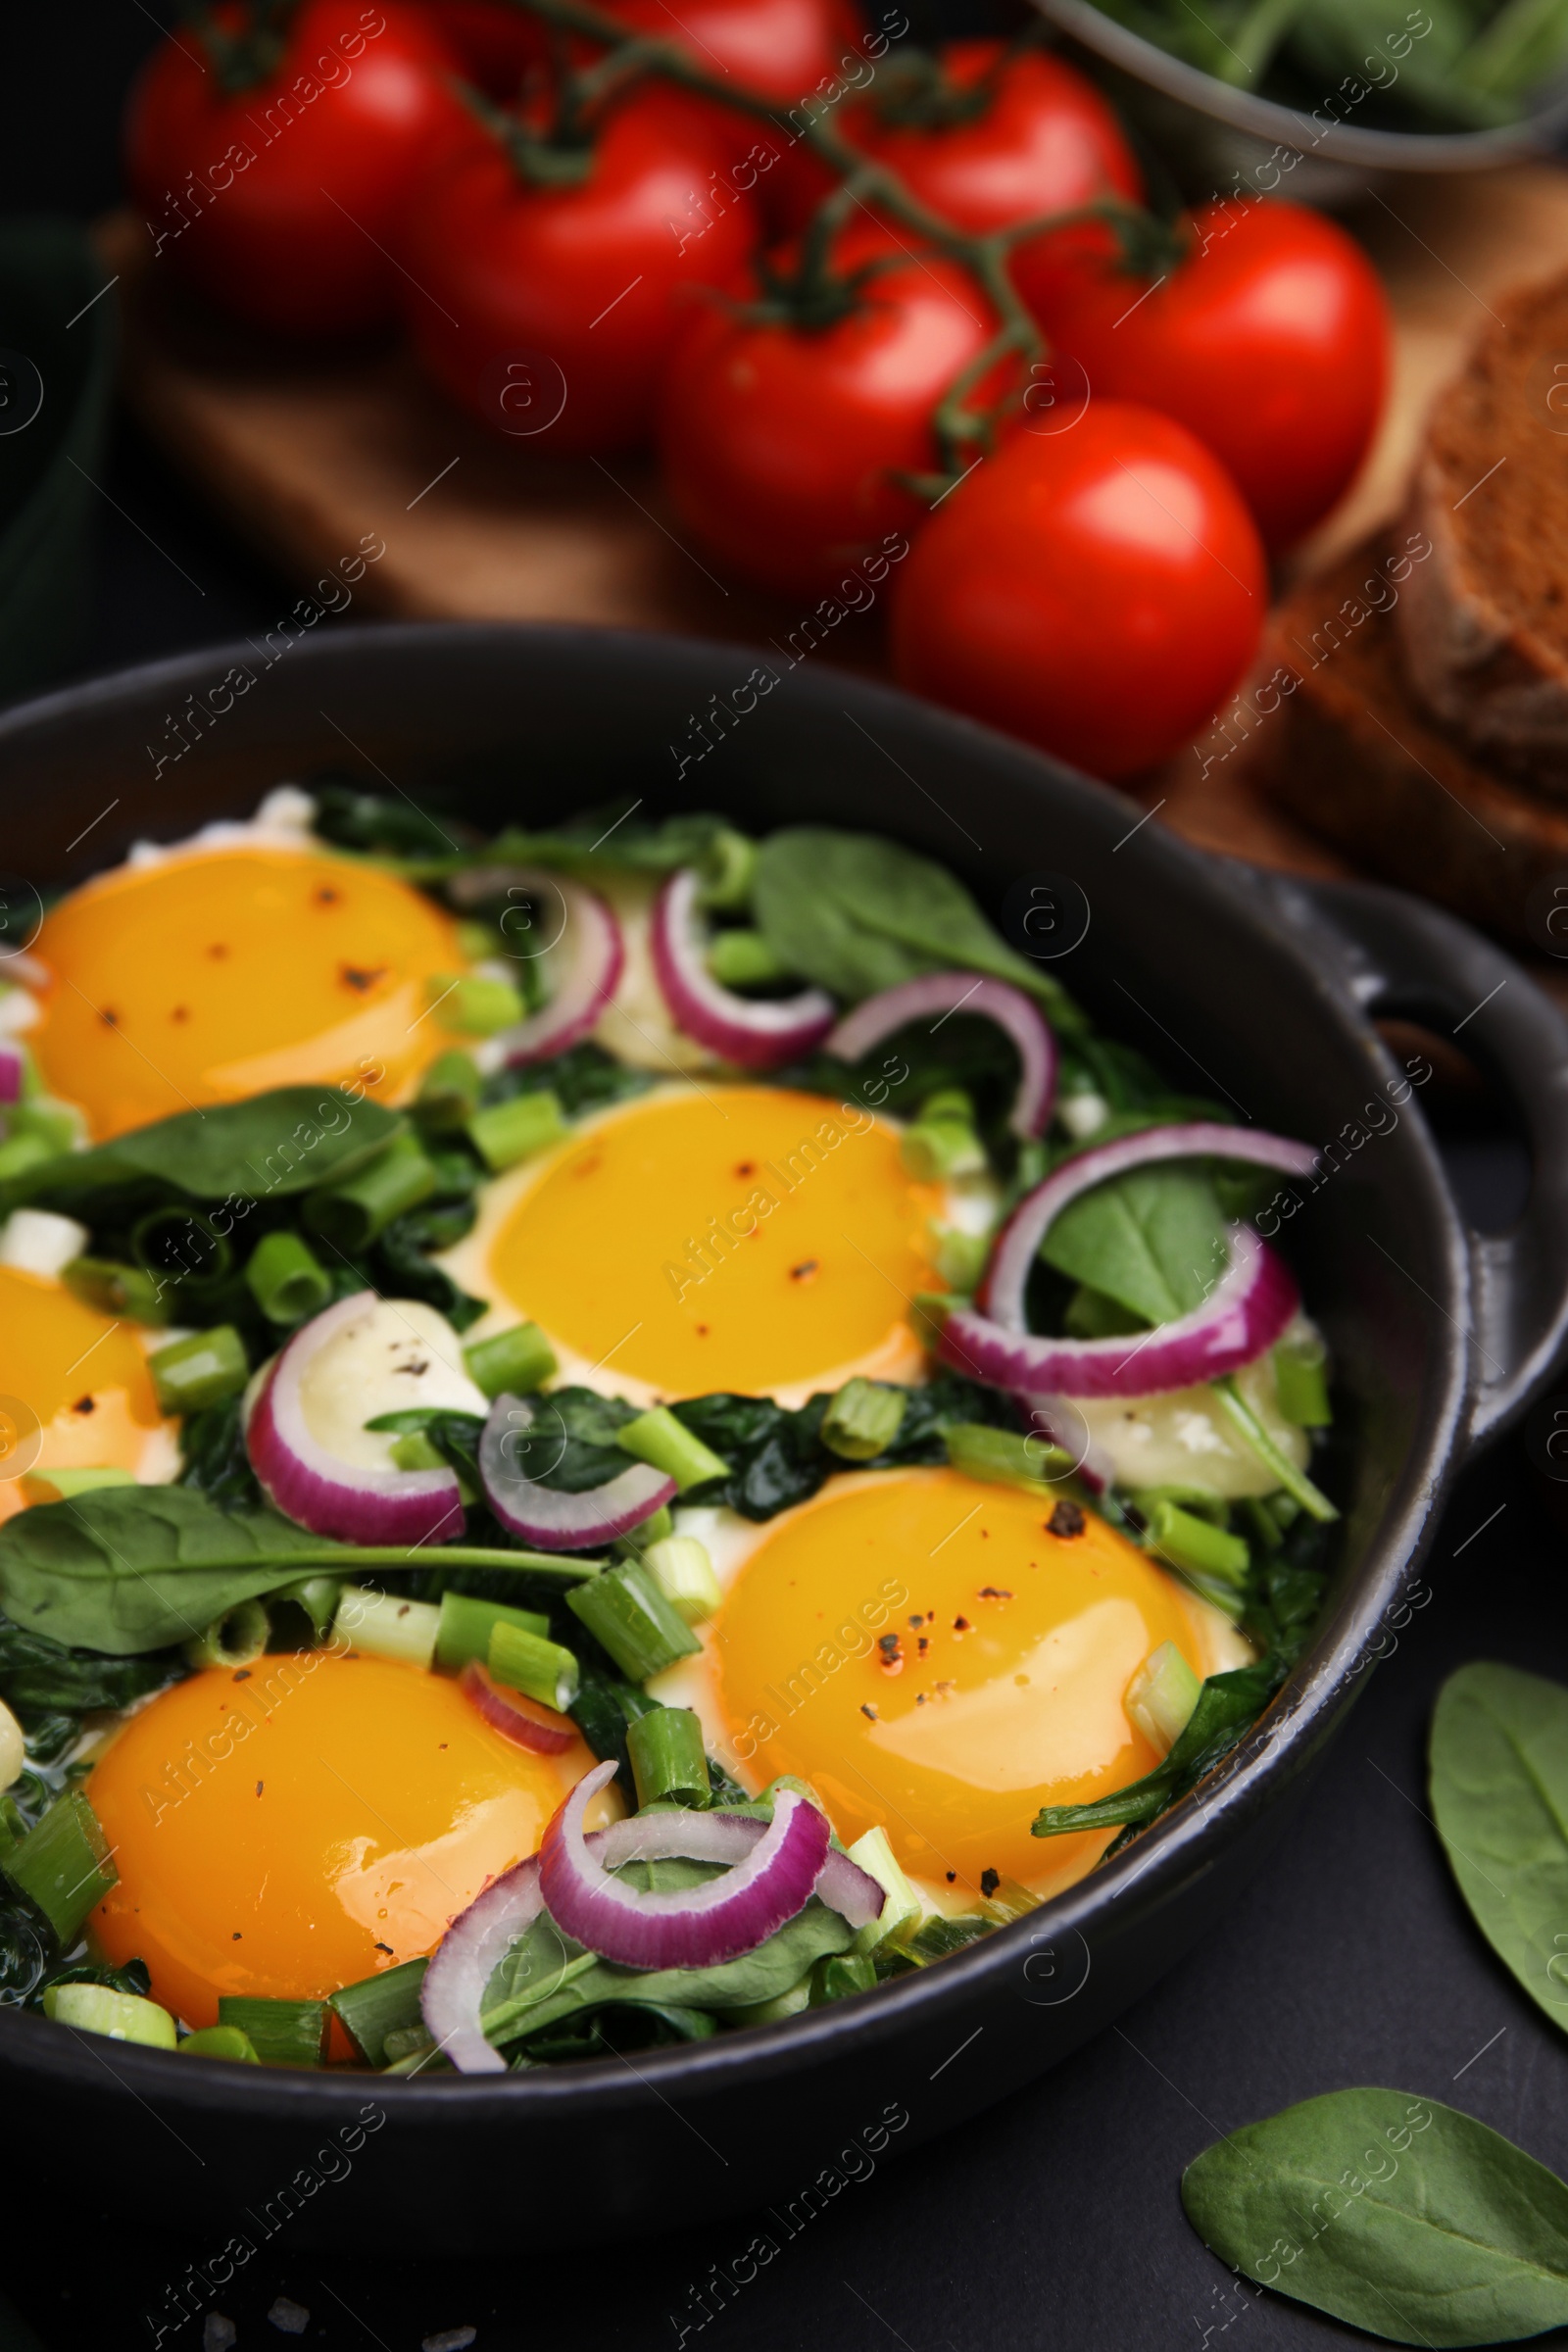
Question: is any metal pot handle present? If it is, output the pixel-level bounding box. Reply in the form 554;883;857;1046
1269;873;1568;1451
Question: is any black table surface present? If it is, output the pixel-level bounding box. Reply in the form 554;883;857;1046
2;13;1567;2350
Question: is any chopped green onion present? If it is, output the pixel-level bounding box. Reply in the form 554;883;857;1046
1144;1498;1250;1586
697;826;758;908
20;1466;136;1504
9;1098;81;1152
429;971;524;1036
333;1585;440;1670
463;1320;556;1399
1237;1495;1284;1553
1273;1332;1332;1427
416;1049;483;1130
467;1090;566;1174
389;1431;448;1474
566;1561;701;1682
930;1226;990;1294
44;1984;176;2048
901;1116;987;1181
615;1405;729;1493
183;1598;269;1671
641;1534;720;1626
944;1421;1073;1491
488;1620;579;1712
177;2024;260;2063
0;1703;22;1795
272;1574;343;1640
1212;1376;1339;1522
0;1795;26;1863
217;1994;328;2068
810;1951;878;2005
0;1132;54;1183
328;1957;428;2066
5;1792;116;1942
706;929;789;988
148;1325;249;1416
978;1876;1041;1925
847;1825;921;1952
821;1377;906;1462
244;1229;331;1326
1124;1641;1202;1755
1125;1481;1230;1524
62;1256;169;1324
435;1591;549;1675
305;1131;438;1251
381;2023;439;2067
626;1705;710;1808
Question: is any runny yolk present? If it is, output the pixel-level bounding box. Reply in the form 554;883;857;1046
714;1467;1213;1897
29;847;466;1139
0;1266;170;1525
88;1654;597;2028
484;1086;941;1399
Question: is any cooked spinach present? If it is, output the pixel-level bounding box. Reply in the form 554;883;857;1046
476;1042;656;1120
311;778;475;859
0;1615;178;1719
1032;1661;1283;1841
752;828;1079;1023
1183;2090;1568;2345
479;805;745;884
178;1395;264;1509
1430;1661;1568;2037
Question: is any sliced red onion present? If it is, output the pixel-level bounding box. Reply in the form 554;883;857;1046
246;1293;465;1545
589;1808;884;1933
827;974;1056;1139
0;1048;23;1107
420;1853;543;2076
982;1122;1316;1329
651;867;836;1070
479;1393;674;1550
539;1760;832;1969
453;866;623;1064
943;1222;1299;1399
461;1659;576;1755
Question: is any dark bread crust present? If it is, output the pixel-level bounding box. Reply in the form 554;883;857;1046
1250;541;1568;944
1396;270;1568;787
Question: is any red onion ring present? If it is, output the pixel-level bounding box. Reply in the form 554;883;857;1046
827;974;1056;1138
650;868;836;1069
453;865;623;1064
944;1223;1299;1399
539;1760;833;1969
246;1292;465;1545
420;1853;544;2076
461;1659;576;1754
0;1049;22;1107
478;1393;674;1549
590;1808;884;1933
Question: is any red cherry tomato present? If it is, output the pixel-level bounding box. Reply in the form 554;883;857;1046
890;403;1266;780
843;42;1143;317
123;0;472;336
660;220;1004;597
1036;198;1391;552
594;0;867;231
403;86;763;454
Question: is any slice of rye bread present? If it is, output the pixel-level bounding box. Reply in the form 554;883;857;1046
1396;268;1568;790
1247;537;1568;946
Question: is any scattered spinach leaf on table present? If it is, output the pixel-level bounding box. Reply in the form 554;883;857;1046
1429;1660;1568;2036
1183;2088;1568;2346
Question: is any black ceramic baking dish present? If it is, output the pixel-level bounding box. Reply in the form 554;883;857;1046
0;622;1564;2255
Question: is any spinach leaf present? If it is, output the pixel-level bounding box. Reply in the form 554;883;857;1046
515;2002;718;2062
477;1042;656;1120
1182;2089;1568;2346
752;828;1076;1020
179;1395;264;1509
480;807;743;881
0;1489;352;1654
1;1087;402;1214
311;778;474;859
481;1860;855;2049
672;1374;1019;1522
1039;1163;1231;1326
1032;1663;1280;1838
0;1615;179;1716
1430;1661;1568;2037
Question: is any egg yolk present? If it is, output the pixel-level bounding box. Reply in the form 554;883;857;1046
30;847;467;1140
89;1654;595;2028
484;1086;941;1398
0;1267;171;1526
714;1467;1210;1897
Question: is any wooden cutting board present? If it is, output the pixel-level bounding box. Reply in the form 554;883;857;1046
98;164;1568;889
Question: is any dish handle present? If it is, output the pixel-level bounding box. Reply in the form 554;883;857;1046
1269;874;1568;1452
